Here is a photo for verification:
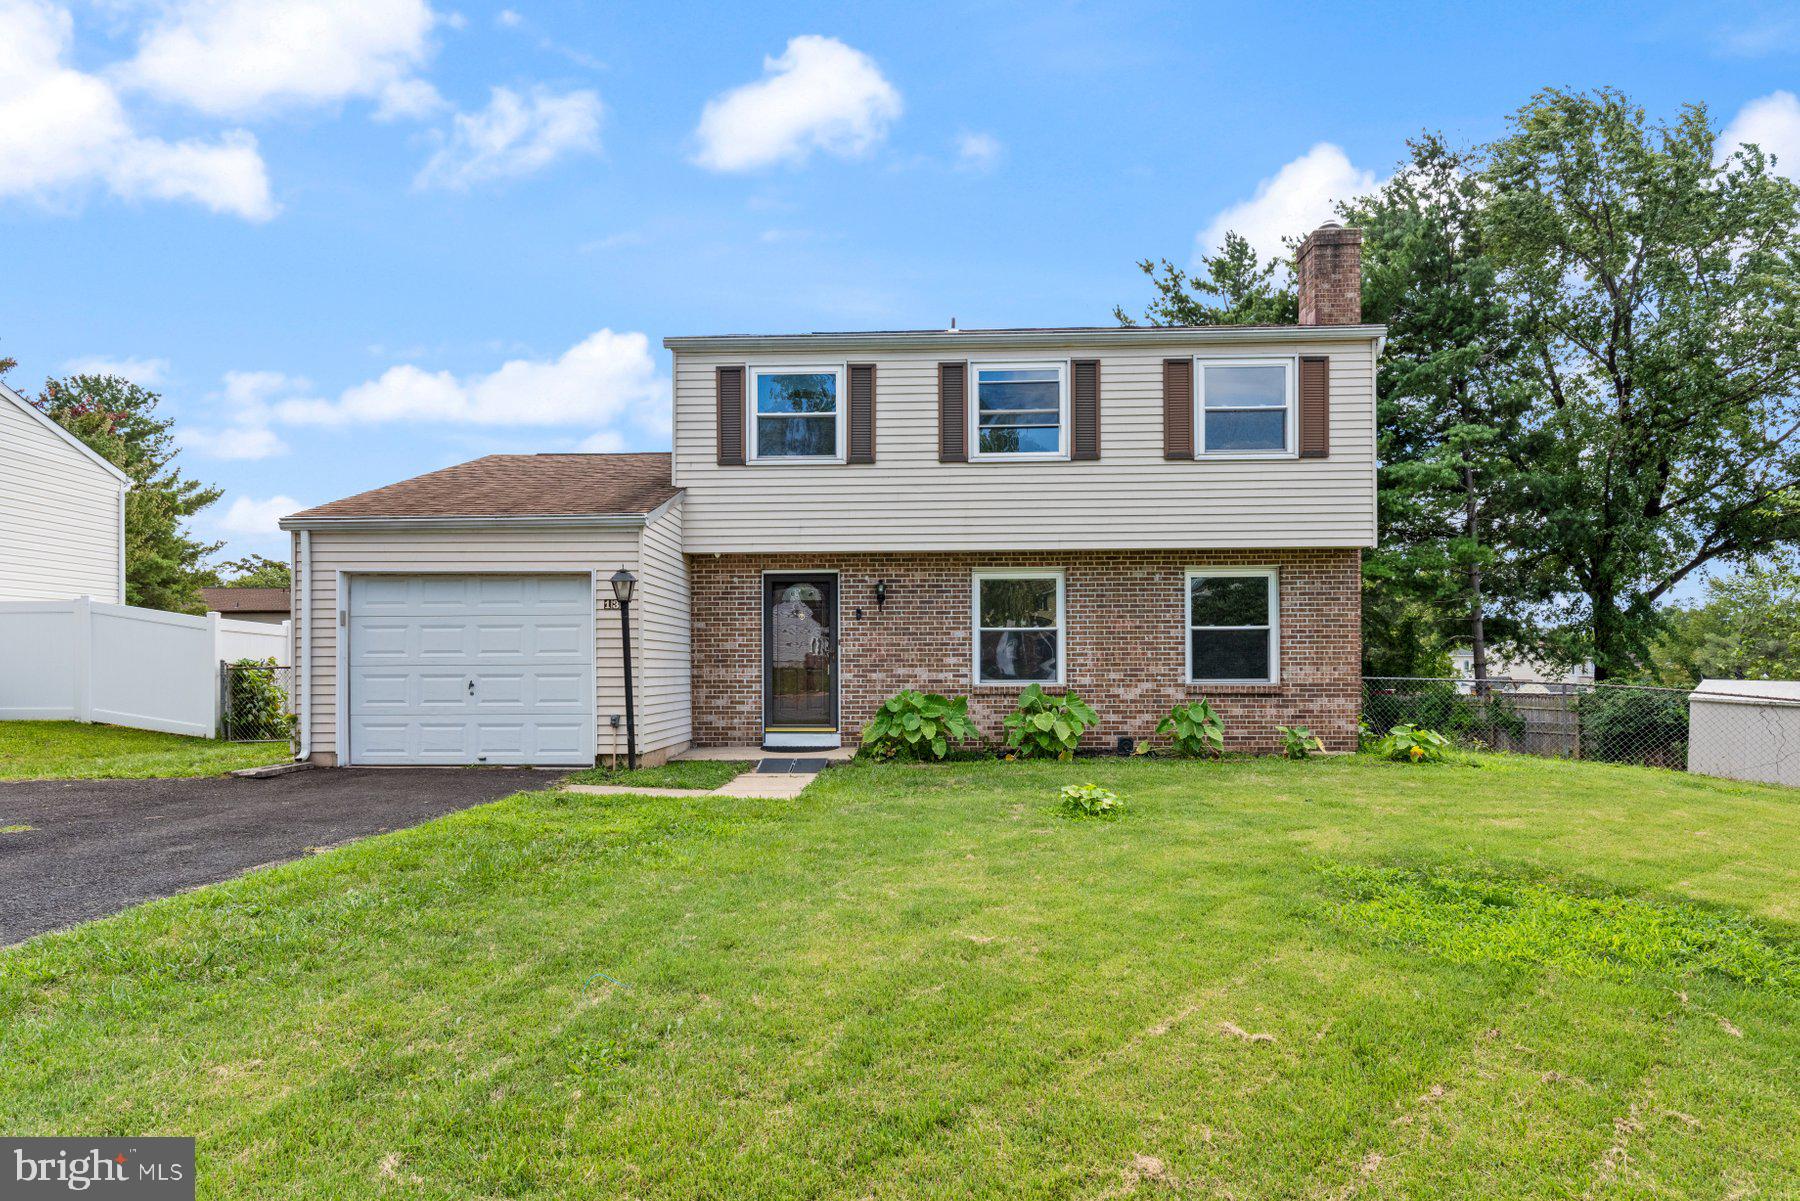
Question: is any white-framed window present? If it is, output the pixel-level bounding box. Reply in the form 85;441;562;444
973;569;1064;685
1186;567;1279;684
1196;358;1295;456
749;365;845;462
970;361;1067;460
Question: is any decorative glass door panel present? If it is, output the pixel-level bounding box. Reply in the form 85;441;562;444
764;575;837;731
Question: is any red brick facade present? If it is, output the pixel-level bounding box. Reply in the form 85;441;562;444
690;549;1362;754
1296;223;1363;326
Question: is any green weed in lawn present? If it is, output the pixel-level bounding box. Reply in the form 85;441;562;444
1323;863;1800;991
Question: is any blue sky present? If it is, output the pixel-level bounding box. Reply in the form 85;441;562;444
2;0;1797;565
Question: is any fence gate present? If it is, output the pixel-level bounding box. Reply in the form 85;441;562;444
220;661;297;746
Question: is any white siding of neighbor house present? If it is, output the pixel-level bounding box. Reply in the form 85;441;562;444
634;498;692;755
670;338;1379;553
0;390;127;603
300;523;696;765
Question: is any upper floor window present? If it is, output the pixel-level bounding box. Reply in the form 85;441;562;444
972;363;1066;459
751;366;844;461
973;569;1064;684
1197;359;1293;456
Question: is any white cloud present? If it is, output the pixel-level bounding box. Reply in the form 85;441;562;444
283;329;659;427
122;0;439;119
415;86;603;189
496;7;522;27
183;425;288;460
1719;91;1800;181
62;354;169;384
0;0;274;220
1199;142;1379;262
1712;16;1800;58
374;77;446;122
692;35;901;172
955;130;1001;173
218;494;301;535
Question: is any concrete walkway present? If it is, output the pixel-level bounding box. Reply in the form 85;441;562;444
562;756;835;800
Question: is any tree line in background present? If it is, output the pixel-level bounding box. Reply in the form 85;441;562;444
0;356;289;613
1121;87;1800;685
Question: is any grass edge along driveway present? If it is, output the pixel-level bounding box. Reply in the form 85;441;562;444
2;755;1796;1198
0;721;290;780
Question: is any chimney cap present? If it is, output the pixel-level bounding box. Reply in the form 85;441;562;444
1317;220;1342;229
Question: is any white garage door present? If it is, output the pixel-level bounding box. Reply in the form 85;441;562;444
346;574;594;766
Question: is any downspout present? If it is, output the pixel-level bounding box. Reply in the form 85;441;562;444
296;529;311;761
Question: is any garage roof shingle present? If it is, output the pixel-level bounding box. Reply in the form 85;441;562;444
286;453;677;521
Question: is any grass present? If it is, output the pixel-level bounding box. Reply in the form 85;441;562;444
2;754;1796;1198
0;720;290;780
563;758;751;790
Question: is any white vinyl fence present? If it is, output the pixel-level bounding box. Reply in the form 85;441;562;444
0;597;288;738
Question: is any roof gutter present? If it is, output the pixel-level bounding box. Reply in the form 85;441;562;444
277;513;654;532
664;324;1387;354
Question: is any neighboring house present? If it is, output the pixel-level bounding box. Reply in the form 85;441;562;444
280;222;1382;767
0;379;131;604
198;586;292;626
1450;647;1595;693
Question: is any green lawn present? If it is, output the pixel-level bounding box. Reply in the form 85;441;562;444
0;720;291;780
563;758;751;790
2;755;1796;1198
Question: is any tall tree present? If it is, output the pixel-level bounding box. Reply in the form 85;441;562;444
1649;560;1800;686
1483;88;1800;677
35;374;223;614
1344;135;1537;682
1114;231;1298;326
217;554;291;589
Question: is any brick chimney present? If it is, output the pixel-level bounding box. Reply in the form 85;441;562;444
1296;222;1363;325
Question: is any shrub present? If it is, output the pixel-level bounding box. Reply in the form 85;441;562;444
1002;684;1098;760
1157;699;1225;758
1362;681;1524;747
860;691;979;761
1373;722;1451;763
223;657;293;741
1277;725;1323;759
1059;782;1124;817
1578;687;1689;766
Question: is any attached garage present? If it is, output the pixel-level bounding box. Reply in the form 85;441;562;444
281;453;691;768
345;574;595;765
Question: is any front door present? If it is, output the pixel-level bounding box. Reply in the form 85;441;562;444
763;574;837;745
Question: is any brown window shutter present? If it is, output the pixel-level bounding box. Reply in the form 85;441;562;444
938;361;968;463
847;363;876;464
1298;356;1329;458
716;365;745;466
1162;358;1193;460
1071;359;1100;461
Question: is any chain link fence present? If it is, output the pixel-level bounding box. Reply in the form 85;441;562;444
219;658;297;747
1361;676;1760;773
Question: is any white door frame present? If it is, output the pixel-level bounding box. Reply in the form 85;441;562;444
336;568;599;766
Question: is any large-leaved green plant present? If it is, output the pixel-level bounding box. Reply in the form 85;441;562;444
1002;684;1098;760
860;691;979;761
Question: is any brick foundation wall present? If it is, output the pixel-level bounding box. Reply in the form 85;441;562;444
690;549;1361;754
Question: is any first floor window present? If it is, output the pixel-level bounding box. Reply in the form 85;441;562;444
974;363;1066;457
751;366;842;460
1197;358;1293;454
1187;568;1278;683
974;571;1063;684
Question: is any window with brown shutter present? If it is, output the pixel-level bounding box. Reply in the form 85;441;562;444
938;361;968;463
847;363;876;464
716;365;745;466
1162;358;1193;460
1071;359;1100;461
1298;356;1329;458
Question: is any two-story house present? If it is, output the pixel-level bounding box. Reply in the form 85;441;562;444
280;223;1381;766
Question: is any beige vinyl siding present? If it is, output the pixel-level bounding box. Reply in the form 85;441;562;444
301;526;639;762
633;498;691;756
0;394;126;602
671;340;1378;553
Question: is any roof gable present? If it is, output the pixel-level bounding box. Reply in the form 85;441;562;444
0;380;134;487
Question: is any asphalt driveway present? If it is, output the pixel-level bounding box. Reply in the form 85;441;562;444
0;768;560;944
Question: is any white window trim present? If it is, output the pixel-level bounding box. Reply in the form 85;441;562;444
968;360;1070;462
1185;566;1280;685
1195;356;1297;460
972;568;1066;686
747;363;847;464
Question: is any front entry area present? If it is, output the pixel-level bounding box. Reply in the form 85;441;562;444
762;573;838;749
345;574;595;766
